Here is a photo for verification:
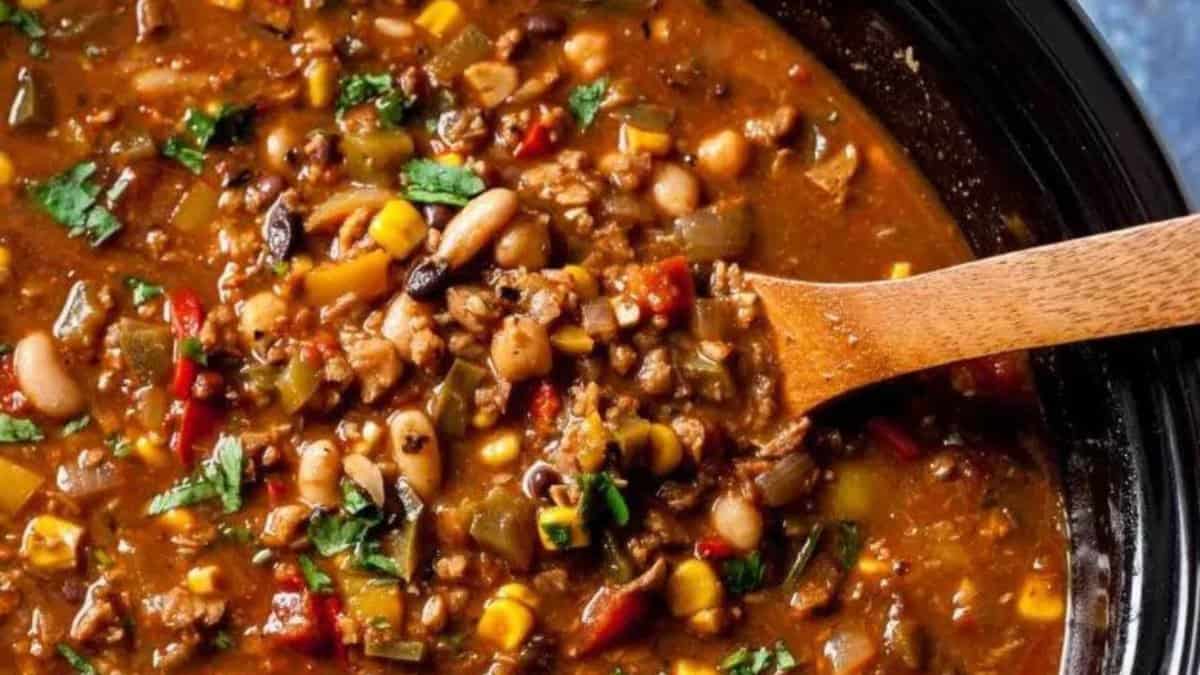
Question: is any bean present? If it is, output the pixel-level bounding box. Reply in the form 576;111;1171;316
491;316;552;383
238;291;288;347
563;30;610;80
263;124;299;174
389;410;442;500
343;453;386;507
523;12;566;40
651;163;700;217
494;219;550;271
697;129;751;179
436;188;520;269
13;331;85;419
710;493;763;551
297;440;341;508
404;258;451;301
382;293;436;362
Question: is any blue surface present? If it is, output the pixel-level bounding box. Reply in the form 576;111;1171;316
1076;0;1200;202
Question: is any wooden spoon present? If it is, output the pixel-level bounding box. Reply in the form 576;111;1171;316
749;214;1200;414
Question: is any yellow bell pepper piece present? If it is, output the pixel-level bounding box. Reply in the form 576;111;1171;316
686;607;724;636
435;153;464;167
304;250;391;306
20;515;84;570
207;0;245;11
620;124;672;157
369;200;428;260
479;430;521;468
537;506;590;551
1017;573;1065;622
18;0;48;8
158;508;197;534
414;0;465;39
0;151;13;187
563;265;598;299
0;457;43;516
667;559;723;617
186;566;222;595
341;575;403;626
495;583;540;612
673;659;719;675
550;326;595;355
648;423;683;476
135;435;171;468
477;598;535;651
889;261;912;280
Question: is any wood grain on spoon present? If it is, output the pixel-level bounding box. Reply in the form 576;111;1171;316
750;214;1200;414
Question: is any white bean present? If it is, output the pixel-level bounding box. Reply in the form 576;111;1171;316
297;440;341;508
563;30;610;80
697;129;751;179
14;331;85;419
342;453;385;507
436;188;520;269
491;316;552;383
711;493;763;551
651;163;700;217
389;410;442;500
381;294;435;363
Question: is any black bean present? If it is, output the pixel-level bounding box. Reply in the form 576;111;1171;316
262;194;303;263
421;204;455;229
522;12;566;40
406;257;450;300
521;461;562;501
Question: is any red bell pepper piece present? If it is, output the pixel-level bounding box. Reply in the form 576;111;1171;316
514;118;555;159
170;356;198;400
168;288;205;339
574;586;652;656
315;594;347;661
867;418;921;461
530;380;561;434
172;398;219;465
629;256;695;320
266;477;287;506
695;535;738;561
264;589;322;653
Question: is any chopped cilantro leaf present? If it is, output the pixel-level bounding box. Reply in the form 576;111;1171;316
834;520;861;571
299;554;334;593
568;78;609;129
56;644;97;675
211;630;233;650
354;539;400;577
336;72;395;119
307;511;377;557
106;434;132;458
82;206;122;246
30;162;125;246
61;415;91;437
376;91;414;127
773;641;797;671
162;137;204;175
125;276;164;306
722;551;766;595
184;104;255;149
147;436;245;515
180;336;208;366
402;159;486;206
342;479;373;516
0;413;43;443
0;2;45;40
541;522;572;548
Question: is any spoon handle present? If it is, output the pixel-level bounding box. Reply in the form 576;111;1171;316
833;214;1200;373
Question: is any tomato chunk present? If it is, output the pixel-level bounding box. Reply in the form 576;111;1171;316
514;118;556;159
264;590;322;653
629;256;695;320
574;586;651;656
530;380;561;434
695;535;738;561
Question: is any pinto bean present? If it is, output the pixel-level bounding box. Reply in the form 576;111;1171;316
381;294;435;362
297;440;341;508
494;218;550;270
490;315;552;383
697;129;751;179
14;331;85;419
711;493;763;551
563;30;610;80
436;188;520;269
389;410;442;500
651;163;700;217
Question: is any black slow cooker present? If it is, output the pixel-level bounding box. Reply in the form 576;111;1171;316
751;1;1200;673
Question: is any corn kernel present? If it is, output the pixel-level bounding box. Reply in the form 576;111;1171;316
480;430;521;468
537;506;590;550
496;583;540;612
186;566;221;595
18;0;47;9
563;265;598;299
135;435;171;468
686;607;724;636
0;245;11;287
857;553;891;578
414;0;465;39
158;508;197;534
20;515;84;570
207;0;245;10
369;200;428;260
576;412;608;472
477;598;535;650
620;124;672;157
305;59;337;109
435;152;464;167
889;261;912;280
673;659;719;675
667;559;723;617
0;151;14;187
1017;574;1064;622
550;326;595;355
648;423;683;476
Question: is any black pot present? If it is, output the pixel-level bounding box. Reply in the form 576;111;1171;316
751;1;1200;673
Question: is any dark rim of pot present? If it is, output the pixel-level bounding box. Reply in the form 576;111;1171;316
750;0;1200;673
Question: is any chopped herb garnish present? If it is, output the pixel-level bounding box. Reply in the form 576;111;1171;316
147;436;245;515
106;434;133;458
30;161;124;246
184;104;255;149
568;78;609;129
56;644;97;675
335;72;396;119
355;539;401;577
271;260;290;276
773;641;797;671
541;522;573;548
722;551;766;595
299;554;334;593
211;630;233;650
125;276;164;306
833;520;861;571
402;159;486;206
0;2;46;40
0;413;43;443
342;479;373;516
578;471;630;529
782;523;824;592
180;336;208;366
61;415;91;437
376;91;415;127
162;137;205;175
309;485;398;577
307;510;378;557
721;642;795;675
